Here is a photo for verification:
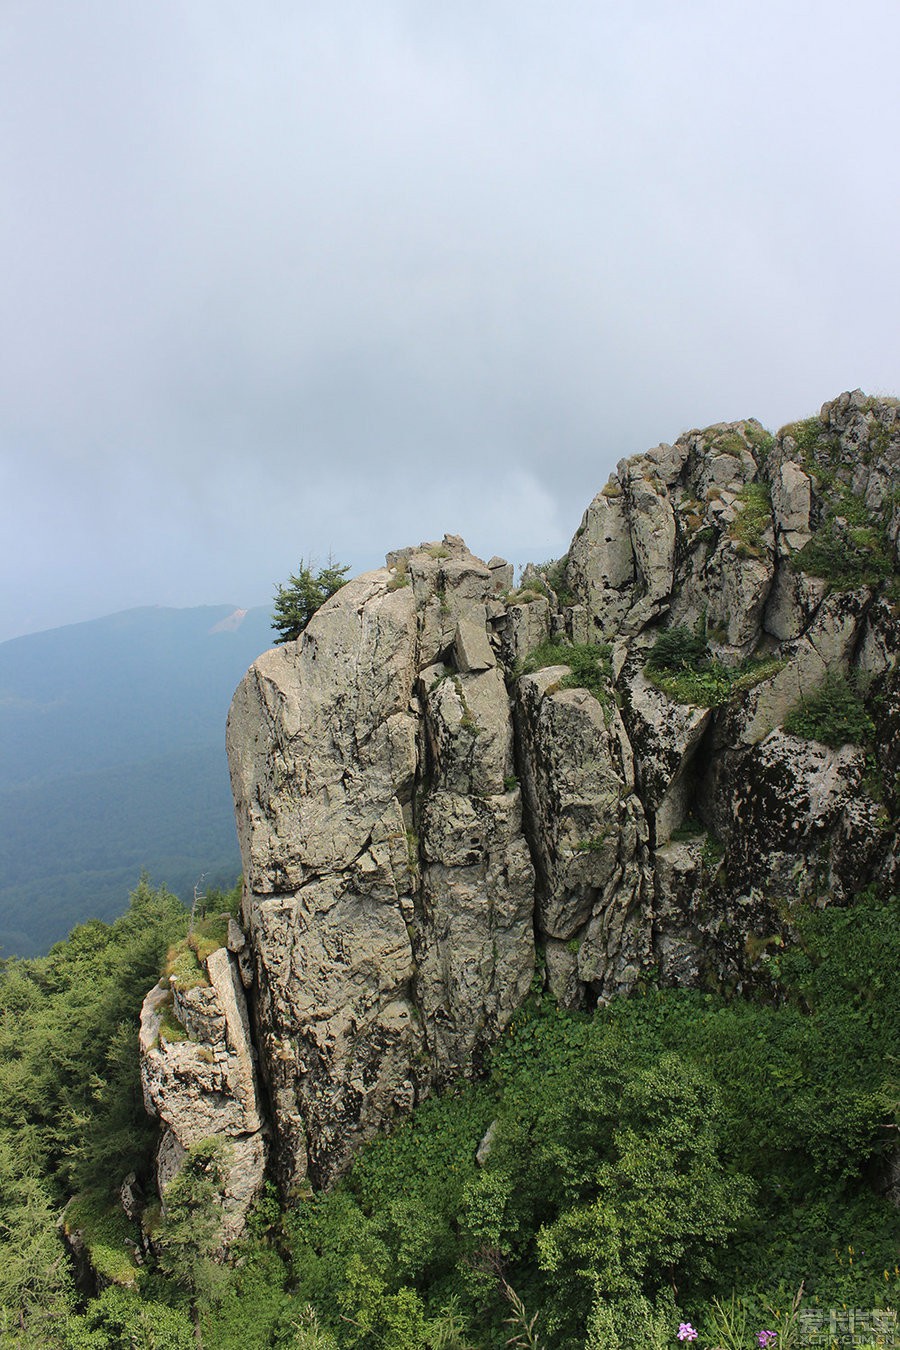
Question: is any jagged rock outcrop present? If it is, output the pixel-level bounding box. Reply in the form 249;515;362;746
137;390;899;1235
139;945;266;1243
226;538;535;1191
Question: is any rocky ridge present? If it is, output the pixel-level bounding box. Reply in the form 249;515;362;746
141;390;900;1237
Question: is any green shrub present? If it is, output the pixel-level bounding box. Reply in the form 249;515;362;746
693;524;718;550
645;627;709;674
796;520;893;591
784;673;875;747
743;422;775;454
670;816;705;842
574;833;608;852
532;557;574;606
780;416;826;457
505;587;547;605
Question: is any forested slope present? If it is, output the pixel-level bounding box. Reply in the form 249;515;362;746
0;879;897;1348
0;605;273;954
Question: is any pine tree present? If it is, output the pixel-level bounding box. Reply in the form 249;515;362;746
271;559;350;644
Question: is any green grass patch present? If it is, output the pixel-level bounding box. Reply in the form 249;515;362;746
670;816;706;842
190;912;230;963
710;430;746;456
65;1192;140;1286
728;481;773;559
784;673;876;748
504;586;547;605
157;993;189;1044
163;942;207;990
162;912;230;988
518;640;613;706
781;415;826;456
743;422;775;454
796;523;893;591
574;832;609;852
645;626;784;708
387;558;411;592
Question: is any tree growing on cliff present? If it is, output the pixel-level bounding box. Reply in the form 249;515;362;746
271;558;350;644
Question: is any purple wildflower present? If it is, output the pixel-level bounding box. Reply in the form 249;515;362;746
757;1333;777;1348
677;1325;698;1343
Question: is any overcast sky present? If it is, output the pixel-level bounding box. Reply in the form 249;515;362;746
2;1;899;642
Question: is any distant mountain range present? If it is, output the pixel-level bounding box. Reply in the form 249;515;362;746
0;604;276;956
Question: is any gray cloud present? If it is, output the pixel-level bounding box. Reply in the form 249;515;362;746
2;0;899;639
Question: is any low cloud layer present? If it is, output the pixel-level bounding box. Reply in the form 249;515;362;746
2;1;899;639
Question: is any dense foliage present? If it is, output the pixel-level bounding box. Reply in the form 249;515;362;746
0;879;190;1344
0;875;897;1348
779;419;898;594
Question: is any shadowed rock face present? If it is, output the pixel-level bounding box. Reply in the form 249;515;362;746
143;392;899;1227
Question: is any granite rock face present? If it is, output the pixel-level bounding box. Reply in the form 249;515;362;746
226;538;534;1191
139;391;899;1234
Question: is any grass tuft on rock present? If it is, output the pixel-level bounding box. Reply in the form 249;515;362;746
729;481;773;559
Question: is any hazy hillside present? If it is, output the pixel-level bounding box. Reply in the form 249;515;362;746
0;604;275;955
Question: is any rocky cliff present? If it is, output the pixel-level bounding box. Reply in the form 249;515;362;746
141;390;900;1235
